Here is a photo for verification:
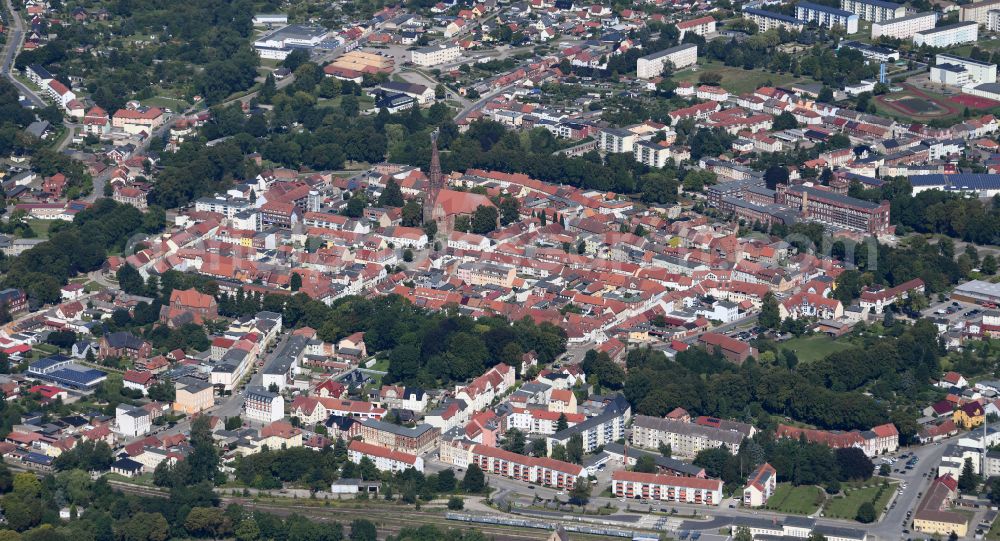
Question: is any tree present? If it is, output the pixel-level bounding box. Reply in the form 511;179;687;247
461;463;485;493
659;442;672;458
566;434;584;464
402;200;422;227
234;519;260;541
260;73;276;104
958;457;979;493
184;507;229;538
987;477;1000;505
759;292;781;330
471;205;499;235
402;248;413;262
855;501;876;523
437;468;457;492
349;519;377;541
379;179;405;207
290;273;302;292
568;477;591;505
734;527;753;541
556;413;569;432
282;49;310;72
835;448;873;482
117;264;145;295
447;496;464;510
503;428;526;454
764;166;790;189
531;438;548;457
818;87;834;103
773;112;798;130
982;255;997;275
634;454;657;473
498;195;520;226
343;193;366;218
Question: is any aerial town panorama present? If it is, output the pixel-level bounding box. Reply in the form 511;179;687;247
1;0;1000;539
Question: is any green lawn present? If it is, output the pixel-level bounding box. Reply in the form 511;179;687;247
764;483;824;515
142;96;190;110
27;219;57;239
824;480;895;520
673;60;807;96
780;334;857;364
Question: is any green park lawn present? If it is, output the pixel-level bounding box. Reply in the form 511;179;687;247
824;479;894;521
673;60;806;96
780;334;856;364
764;483;824;515
27;219;57;239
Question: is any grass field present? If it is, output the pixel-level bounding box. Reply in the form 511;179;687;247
764;484;824;515
779;334;856;363
27;219;58;239
824;480;894;520
142;96;190;110
673;60;806;96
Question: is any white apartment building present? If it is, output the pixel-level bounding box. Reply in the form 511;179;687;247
115;405;152;438
913;21;978;47
600;128;639;153
841;0;906;22
631;415;745;458
961;0;1000;25
636;44;697;79
411;43;461;66
195;195;253;219
676;16;717;40
871;12;938;39
634;141;672;168
743;8;806;32
243;386;285;424
796;2;860;33
348;440;424;473
989;9;1000;31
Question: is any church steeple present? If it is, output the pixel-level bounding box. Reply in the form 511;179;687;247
423;129;443;225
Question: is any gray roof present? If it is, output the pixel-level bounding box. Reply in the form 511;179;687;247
263;335;308;376
916;21;977;35
632;415;745;446
640;43;697;62
602;442;704;476
360;419;436;438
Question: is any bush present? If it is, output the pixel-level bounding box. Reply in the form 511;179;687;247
447;496;464;510
856;501;876;523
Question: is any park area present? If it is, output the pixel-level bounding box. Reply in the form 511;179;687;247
778;334;856;364
823;479;895;521
764;484;825;515
673;60;806;96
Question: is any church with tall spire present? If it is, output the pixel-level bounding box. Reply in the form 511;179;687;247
422;129;445;227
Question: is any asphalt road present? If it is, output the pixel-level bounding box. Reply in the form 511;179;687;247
1;0;45;107
425;430;965;541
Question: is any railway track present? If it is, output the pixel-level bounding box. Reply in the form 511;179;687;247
105;481;617;540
